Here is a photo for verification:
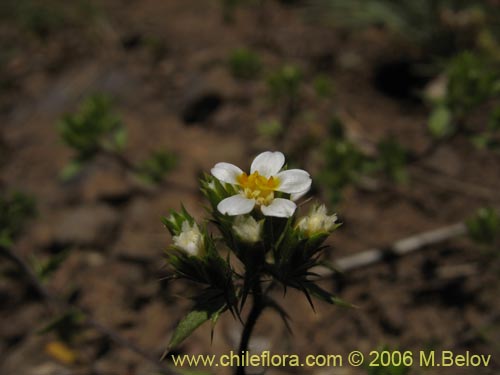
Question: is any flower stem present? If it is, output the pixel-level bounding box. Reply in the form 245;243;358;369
236;281;265;375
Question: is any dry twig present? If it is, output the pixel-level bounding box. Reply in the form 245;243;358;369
317;222;467;277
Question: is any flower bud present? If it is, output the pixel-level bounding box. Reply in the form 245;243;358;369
296;204;338;237
232;215;263;244
162;206;196;236
173;221;204;255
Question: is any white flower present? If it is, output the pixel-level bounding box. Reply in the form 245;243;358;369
296;204;338;236
173;221;204;255
232;216;263;243
211;151;311;217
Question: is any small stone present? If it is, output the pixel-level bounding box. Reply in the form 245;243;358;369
424;74;448;102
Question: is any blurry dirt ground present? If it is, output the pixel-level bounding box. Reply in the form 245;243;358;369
1;1;500;374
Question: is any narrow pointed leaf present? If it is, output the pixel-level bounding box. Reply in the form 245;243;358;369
304;282;354;308
167;310;211;351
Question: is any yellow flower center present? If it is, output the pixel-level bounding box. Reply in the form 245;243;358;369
237;171;280;206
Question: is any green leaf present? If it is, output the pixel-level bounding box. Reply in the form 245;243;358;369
168;310;212;350
167;287;228;357
228;48;262;80
313;74;335;98
376;137;408;184
136;150;176;184
59;160;83;181
257;120;283;138
58;93;122;162
488;106;500;131
113;127;127;151
210;303;227;344
446;52;498;115
33;250;69;282
466;207;500;245
167;292;228;351
428;105;453;139
319;138;369;204
0;234;12;248
267;65;302;101
0;191;36;242
471;134;491;150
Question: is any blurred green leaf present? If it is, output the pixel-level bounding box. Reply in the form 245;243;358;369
0;191;36;243
327;115;345;139
313;74;335;98
267;65;302;101
33;250;69;282
428;104;453;139
376;138;408;184
319;138;369;204
113;127;127;151
58;94;123;162
257;120;283;138
228;48;262;80
471;133;500;151
306;0;496;57
0;0;99;39
220;0;241;23
59;160;83;181
446;52;499;115
136;150;176;184
466;207;500;245
488;106;500;131
470;106;500;150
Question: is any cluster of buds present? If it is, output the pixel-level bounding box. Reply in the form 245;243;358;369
163;151;341;351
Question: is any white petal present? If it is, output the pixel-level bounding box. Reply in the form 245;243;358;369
217;195;255;215
211;162;244;184
290;189;308;201
250;151;285;177
261;198;296;217
276;169;312;194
